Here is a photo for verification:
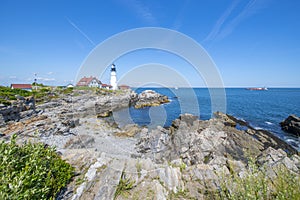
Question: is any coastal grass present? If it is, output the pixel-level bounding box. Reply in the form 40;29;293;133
0;85;59;105
114;170;135;199
216;157;300;200
0;86;32;101
0;135;74;199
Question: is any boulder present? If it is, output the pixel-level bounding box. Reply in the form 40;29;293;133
96;111;112;118
214;111;237;127
280;115;300;136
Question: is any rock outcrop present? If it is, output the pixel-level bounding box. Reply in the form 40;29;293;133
280;115;300;136
56;111;299;199
0;96;35;126
132;90;169;109
1;90;299;200
137;112;297;166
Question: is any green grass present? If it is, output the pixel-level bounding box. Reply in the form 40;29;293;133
114;170;135;200
136;161;142;178
216;157;300;200
0;135;74;199
0;86;32;101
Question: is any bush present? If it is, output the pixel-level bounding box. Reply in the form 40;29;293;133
0;135;74;199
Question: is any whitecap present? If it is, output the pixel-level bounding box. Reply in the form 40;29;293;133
265;121;273;125
254;127;263;130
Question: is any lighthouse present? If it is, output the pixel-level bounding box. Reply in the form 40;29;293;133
110;64;117;90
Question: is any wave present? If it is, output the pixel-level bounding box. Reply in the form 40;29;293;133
253;126;263;130
265;121;273;125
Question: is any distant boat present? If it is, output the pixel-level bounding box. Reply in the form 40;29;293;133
246;87;268;91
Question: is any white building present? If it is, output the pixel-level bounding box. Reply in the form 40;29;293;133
110;64;117;90
76;76;102;88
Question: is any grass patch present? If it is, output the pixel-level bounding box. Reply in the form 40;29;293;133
136;161;142;178
0;86;32;101
114;170;134;199
216;157;300;200
0;135;74;199
168;188;196;200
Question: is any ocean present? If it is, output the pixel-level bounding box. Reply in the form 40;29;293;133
115;88;300;151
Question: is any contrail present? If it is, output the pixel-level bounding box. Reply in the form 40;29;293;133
66;17;96;46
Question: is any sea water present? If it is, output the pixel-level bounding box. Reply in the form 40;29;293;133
116;88;300;151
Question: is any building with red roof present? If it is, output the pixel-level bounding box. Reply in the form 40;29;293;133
76;76;102;88
10;84;32;91
101;83;112;90
118;84;130;90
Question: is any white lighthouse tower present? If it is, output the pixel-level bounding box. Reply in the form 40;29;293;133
110;64;117;90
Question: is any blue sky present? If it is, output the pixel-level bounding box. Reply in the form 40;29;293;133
0;0;299;87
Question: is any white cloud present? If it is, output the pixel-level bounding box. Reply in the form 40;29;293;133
172;0;190;30
37;77;56;82
66;17;96;46
63;79;73;83
204;0;239;42
121;0;157;25
9;76;17;79
47;72;53;75
205;0;270;42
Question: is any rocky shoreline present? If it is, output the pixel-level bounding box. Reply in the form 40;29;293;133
0;89;299;200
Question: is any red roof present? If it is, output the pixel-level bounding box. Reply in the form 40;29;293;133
76;76;101;86
101;84;112;87
119;84;130;87
11;84;32;89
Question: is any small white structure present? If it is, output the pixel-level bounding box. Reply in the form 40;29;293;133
110;64;117;90
66;83;74;88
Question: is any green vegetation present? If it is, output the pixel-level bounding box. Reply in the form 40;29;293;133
216;157;300;200
0;86;32;101
136;161;142;178
168;160;187;172
32;83;45;87
61;87;73;95
0;135;74;199
168;188;196;200
0;85;123;106
114;170;135;199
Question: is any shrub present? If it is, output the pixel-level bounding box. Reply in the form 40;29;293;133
216;157;300;200
0;135;74;199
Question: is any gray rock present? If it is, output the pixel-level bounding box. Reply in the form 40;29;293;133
159;165;184;193
0;114;5;127
280;115;300;136
64;135;95;149
133;90;170;109
62;119;80;128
